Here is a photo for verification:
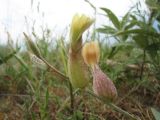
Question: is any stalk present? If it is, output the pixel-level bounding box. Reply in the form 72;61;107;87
69;81;74;113
86;89;140;120
139;49;146;81
41;58;68;81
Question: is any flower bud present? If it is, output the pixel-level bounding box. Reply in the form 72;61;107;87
82;41;100;67
92;65;117;101
29;53;47;70
24;33;42;58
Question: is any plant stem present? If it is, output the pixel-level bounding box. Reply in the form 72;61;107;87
57;89;79;113
116;50;146;104
41;58;75;113
109;103;140;120
139;49;146;81
86;89;140;120
40;57;75;114
117;79;145;104
40;57;76;114
41;58;68;81
69;81;74;113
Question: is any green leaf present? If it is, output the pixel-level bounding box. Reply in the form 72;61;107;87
115;29;160;38
146;42;160;51
57;39;68;74
14;54;29;70
151;108;160;120
124;20;139;30
133;35;148;49
75;110;83;120
97;25;116;34
115;29;143;35
108;46;118;59
101;7;120;30
44;88;49;110
121;12;130;29
146;42;160;58
145;0;160;10
116;42;134;50
0;50;18;65
130;15;137;21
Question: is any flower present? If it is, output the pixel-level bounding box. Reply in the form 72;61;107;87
92;65;117;101
70;14;94;49
68;14;94;89
82;41;117;101
82;41;100;68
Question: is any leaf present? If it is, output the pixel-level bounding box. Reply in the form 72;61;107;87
97;25;116;34
133;35;148;49
14;54;29;70
0;50;17;65
146;42;160;58
74;110;83;119
115;29;142;35
146;42;160;51
145;0;160;10
121;12;130;29
101;7;120;30
116;42;134;50
107;42;134;59
115;29;160;38
151;107;160;120
44;88;49;109
124;20;139;30
108;46;117;59
57;39;68;74
130;15;137;21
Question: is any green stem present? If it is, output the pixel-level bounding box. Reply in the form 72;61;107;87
69;81;74;113
139;49;146;81
86;90;140;120
40;57;75;114
57;89;79;113
41;58;68;81
41;58;75;114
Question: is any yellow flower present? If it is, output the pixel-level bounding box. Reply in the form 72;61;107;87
70;14;94;49
82;41;100;68
68;14;94;89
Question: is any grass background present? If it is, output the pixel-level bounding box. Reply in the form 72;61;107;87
0;1;160;120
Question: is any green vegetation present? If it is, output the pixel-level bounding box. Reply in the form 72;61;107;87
0;1;160;120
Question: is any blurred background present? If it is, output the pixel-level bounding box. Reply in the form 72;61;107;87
0;0;146;44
